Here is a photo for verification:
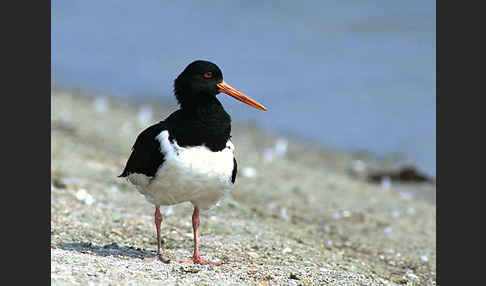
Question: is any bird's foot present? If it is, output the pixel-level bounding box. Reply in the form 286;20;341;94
143;253;171;263
183;254;221;266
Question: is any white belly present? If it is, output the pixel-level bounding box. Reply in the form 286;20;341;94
127;131;235;211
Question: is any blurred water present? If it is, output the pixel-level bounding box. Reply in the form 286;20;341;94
52;0;436;177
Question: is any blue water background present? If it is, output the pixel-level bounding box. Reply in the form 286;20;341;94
52;0;436;177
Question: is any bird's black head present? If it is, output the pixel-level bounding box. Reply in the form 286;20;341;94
174;60;223;107
174;60;267;111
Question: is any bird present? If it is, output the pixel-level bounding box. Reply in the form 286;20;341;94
119;60;267;265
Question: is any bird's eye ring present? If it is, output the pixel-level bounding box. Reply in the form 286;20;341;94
203;72;213;79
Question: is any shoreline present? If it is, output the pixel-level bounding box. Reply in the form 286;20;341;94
51;84;435;181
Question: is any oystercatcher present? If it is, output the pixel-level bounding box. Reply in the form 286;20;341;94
119;60;266;265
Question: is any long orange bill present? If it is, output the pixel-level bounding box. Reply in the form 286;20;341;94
217;81;267;111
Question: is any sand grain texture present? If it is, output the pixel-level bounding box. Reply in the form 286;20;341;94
51;90;436;285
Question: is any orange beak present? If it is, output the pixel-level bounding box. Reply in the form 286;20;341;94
217;81;267;111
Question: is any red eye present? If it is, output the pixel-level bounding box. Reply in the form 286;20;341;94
203;72;213;79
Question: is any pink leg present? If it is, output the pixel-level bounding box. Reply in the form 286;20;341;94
184;207;221;265
144;206;170;263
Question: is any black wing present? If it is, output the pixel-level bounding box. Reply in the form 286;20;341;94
119;121;167;178
231;157;237;184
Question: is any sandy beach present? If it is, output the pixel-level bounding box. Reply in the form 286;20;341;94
51;89;436;285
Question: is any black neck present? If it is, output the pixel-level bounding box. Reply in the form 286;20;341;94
180;93;219;112
166;96;232;151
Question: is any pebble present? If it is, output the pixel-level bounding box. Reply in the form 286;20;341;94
399;192;413;200
247;251;259;258
280;207;290;221
332;211;342;219
282;247;292;254
241;167;257;178
274;139;288;156
75;189;95;205
184;232;193;238
263;138;288;162
406;270;419;280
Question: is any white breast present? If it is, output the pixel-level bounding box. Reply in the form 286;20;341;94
128;130;235;211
